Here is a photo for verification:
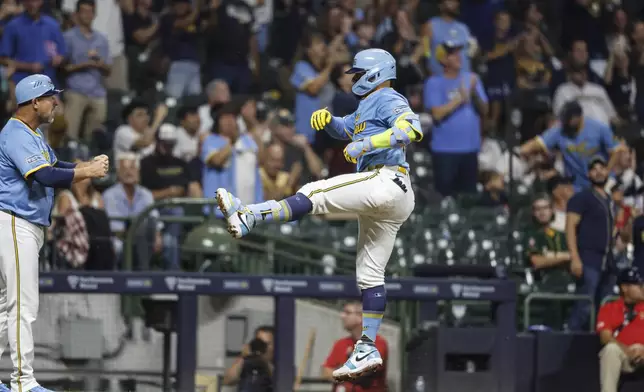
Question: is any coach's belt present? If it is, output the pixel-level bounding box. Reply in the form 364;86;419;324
364;164;408;175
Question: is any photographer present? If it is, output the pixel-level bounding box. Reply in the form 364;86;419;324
223;326;274;388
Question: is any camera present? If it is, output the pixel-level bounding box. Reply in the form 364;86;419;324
238;339;273;392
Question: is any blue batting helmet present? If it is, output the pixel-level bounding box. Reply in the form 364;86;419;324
346;49;396;96
15;74;63;105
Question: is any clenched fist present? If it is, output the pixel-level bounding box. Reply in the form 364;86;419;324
310;108;332;131
343;138;373;164
89;154;109;178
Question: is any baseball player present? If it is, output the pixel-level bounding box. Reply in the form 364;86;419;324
216;48;422;381
0;74;108;392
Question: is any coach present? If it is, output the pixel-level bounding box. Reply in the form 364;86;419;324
596;267;644;392
565;156;616;331
0;74;107;392
424;41;488;197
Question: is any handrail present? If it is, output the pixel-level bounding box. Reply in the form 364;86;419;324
523;292;595;332
123;197;357;271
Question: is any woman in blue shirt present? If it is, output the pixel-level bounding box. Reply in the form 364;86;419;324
289;31;340;143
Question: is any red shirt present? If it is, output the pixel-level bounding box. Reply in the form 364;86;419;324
596;298;644;346
323;335;388;392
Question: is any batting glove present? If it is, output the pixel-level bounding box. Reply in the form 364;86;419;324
310;108;331;131
343;138;373;163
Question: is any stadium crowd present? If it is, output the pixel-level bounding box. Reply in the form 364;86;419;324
1;0;644;341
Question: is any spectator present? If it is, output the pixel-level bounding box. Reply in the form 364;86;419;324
349;21;375;55
551;40;605;90
62;0;129;91
123;0;157;53
561;0;607;60
173;104;202;162
482;9;517;132
514;31;552;141
525;195;572;292
380;9;423;92
103;152;162;270
315;62;357;178
290;31;342;143
546;175;574;233
630;21;644;124
1;0;65;86
477;170;508;208
202;0;258;94
596;266;644;392
160;0;202;98
606;8;630;55
322;301;388;392
610;182;635;234
520;101;623;192
113;100;168;159
553;66;619;127
632;214;644;271
63;0;111;142
198;79;231;134
46;113;90;163
140;124;195;269
424;41;488;197
566;156;617;331
50;177;91;269
260;143;292;200
201;103;263;205
422;0;475;77
521;2;556;58
604;47;635;119
606;147;644;210
223;325;274;386
268;108;323;188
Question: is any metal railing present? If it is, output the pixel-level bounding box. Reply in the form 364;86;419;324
523;292;596;332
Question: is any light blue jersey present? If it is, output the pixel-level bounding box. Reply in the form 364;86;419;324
538;117;618;191
0;118;57;226
329;88;422;172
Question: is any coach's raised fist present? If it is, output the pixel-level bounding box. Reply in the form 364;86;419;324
310;108;331;131
87;158;108;178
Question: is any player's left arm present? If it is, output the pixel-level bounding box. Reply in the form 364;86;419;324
369;100;423;149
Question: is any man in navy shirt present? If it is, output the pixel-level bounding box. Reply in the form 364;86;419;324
0;0;66;86
566;156;616;331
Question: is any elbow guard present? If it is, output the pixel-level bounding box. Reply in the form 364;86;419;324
391;117;423;145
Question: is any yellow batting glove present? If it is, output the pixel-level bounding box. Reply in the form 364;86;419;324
310;108;331;131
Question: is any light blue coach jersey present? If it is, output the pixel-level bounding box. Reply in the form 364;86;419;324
340;88;422;172
0;118;57;226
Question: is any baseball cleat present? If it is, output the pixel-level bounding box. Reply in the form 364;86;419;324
332;339;383;382
215;188;255;238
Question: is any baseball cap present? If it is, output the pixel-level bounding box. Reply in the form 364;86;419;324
546;175;573;194
435;41;464;64
275;108;294;126
588;155;607;170
157;123;178;142
617;267;643;285
15;74;63;105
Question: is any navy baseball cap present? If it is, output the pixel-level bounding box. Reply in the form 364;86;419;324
15;74;63;105
617;267;643;285
588;155;607;170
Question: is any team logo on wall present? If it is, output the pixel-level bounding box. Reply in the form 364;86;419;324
165;276;177;291
67;275;79;289
451;283;463;298
261;278;274;293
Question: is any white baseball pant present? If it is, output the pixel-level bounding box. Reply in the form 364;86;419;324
298;166;414;289
0;211;44;392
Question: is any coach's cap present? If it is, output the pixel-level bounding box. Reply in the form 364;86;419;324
588;155;607;170
15;74;63;105
435;40;464;64
157;123;178;142
275;108;295;126
617;267;643;285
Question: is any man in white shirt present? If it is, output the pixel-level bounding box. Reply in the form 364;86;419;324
553;66;620;127
198;79;231;133
173;105;201;162
62;0;130;91
113;100;167;159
